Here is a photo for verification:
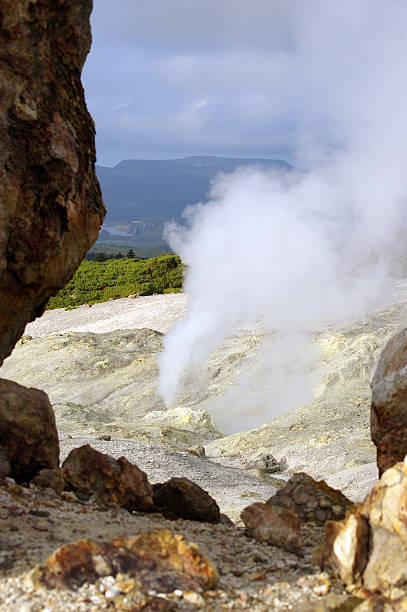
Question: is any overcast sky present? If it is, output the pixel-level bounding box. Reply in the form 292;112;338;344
83;0;406;167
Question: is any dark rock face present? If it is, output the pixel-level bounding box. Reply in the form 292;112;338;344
241;502;302;555
62;444;154;512
0;379;59;482
153;477;221;523
371;328;407;475
0;0;105;365
28;529;219;593
266;472;353;525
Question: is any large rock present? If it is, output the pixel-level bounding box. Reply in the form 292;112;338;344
28;529;219;592
62;444;154;511
0;378;59;482
267;472;353;525
152;477;221;523
0;0;104;364
241;502;303;555
320;456;407;601
371;328;407;475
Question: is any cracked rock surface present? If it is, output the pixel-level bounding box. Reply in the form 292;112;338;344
0;0;105;364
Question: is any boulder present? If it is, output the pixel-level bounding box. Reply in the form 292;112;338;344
320;456;407;601
153;477;221;523
0;378;59;482
27;529;219;593
31;467;65;494
371;328;407;475
62;444;153;511
0;0;105;364
241;502;302;555
266;472;353;524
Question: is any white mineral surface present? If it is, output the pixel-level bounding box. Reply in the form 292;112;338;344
2;281;407;516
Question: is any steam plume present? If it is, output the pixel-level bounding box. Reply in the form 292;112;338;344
158;2;407;430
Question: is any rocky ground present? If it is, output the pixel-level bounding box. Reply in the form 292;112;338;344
2;287;407;610
0;475;356;612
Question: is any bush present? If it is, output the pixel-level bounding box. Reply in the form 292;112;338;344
46;254;184;310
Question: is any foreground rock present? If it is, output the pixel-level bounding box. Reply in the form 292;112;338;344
59;436;284;523
267;472;353;525
0;0;104;364
320;455;407;602
62;444;153;511
0;477;334;611
0;379;59;482
153;477;221;523
371;328;407;475
28;529;219;593
241;502;303;555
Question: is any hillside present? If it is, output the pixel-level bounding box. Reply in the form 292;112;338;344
46;254;183;309
96;155;292;247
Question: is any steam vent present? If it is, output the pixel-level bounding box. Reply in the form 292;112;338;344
0;0;105;364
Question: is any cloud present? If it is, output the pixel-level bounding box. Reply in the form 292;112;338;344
87;1;407;165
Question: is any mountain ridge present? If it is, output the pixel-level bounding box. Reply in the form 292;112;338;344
96;155;293;247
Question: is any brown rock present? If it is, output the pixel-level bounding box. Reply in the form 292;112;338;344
186;445;205;457
267;472;353;524
0;379;59;482
371;328;407;475
31;467;65;494
241;502;303;555
62;444;153;511
219;513;234;526
0;0;105;365
152;477;221;523
27;529;219;592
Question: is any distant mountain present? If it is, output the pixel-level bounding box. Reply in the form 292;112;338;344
96;156;293;247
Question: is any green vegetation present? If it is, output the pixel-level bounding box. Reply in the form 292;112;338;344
46;254;183;310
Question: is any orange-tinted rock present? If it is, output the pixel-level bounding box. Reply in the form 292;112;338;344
241;502;303;555
371;329;407;475
153;477;221;523
28;529;219;592
62;444;153;511
0;0;105;364
267;472;353;524
0;379;59;482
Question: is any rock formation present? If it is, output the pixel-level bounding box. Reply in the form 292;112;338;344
241;502;303;555
371;328;407;475
28;529;219;592
0;0;105;365
153;477;221;523
320;455;407;603
0;378;59;482
62;444;154;511
266;472;353;525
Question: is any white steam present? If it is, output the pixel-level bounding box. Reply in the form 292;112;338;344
158;1;407;430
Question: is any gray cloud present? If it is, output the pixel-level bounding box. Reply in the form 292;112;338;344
85;1;407;166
